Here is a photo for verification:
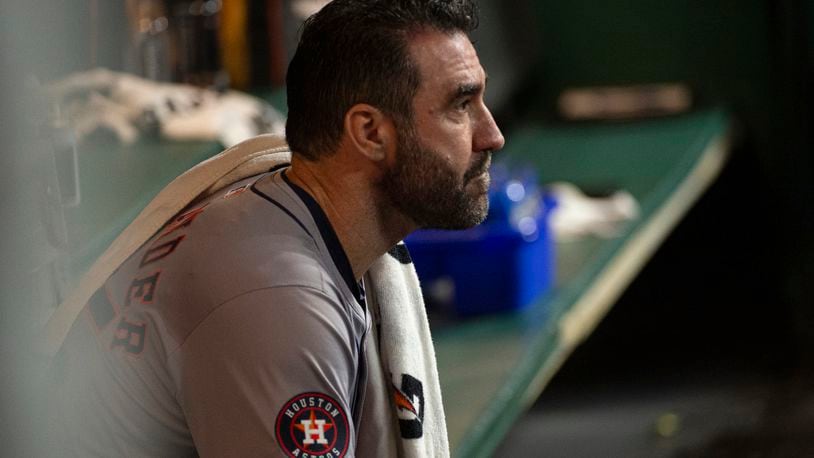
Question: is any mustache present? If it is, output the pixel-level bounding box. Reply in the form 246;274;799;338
463;152;492;183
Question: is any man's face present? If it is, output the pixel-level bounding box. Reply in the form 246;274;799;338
382;29;505;230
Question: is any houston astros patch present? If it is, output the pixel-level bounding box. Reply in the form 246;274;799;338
275;392;350;457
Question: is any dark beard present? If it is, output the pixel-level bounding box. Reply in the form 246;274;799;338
381;125;491;230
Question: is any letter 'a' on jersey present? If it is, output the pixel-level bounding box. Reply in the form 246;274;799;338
51;169;398;456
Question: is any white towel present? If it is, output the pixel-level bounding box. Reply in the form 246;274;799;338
42;134;449;457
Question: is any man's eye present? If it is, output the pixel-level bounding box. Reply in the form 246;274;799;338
457;99;471;111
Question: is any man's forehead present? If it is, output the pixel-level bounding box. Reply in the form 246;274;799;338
408;29;485;89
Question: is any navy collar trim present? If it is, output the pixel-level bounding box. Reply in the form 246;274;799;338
281;171;365;308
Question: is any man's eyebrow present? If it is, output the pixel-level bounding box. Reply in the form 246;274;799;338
452;71;488;99
452;82;484;100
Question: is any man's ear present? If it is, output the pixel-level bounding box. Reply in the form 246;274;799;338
344;104;396;162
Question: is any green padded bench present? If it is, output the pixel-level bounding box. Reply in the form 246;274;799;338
435;108;730;457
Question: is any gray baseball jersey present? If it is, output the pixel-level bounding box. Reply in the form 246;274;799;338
52;168;399;457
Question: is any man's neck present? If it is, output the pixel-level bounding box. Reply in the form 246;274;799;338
286;153;414;281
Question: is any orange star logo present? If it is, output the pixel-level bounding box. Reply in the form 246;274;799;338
294;409;334;451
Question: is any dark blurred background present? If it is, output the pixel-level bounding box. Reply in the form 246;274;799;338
474;0;814;455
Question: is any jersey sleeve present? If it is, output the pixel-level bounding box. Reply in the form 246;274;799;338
174;286;362;457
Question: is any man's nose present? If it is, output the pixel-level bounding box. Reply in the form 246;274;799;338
474;107;505;153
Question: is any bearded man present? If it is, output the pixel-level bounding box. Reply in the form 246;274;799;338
50;0;504;456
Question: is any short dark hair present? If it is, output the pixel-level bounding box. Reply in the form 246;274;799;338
285;0;479;160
